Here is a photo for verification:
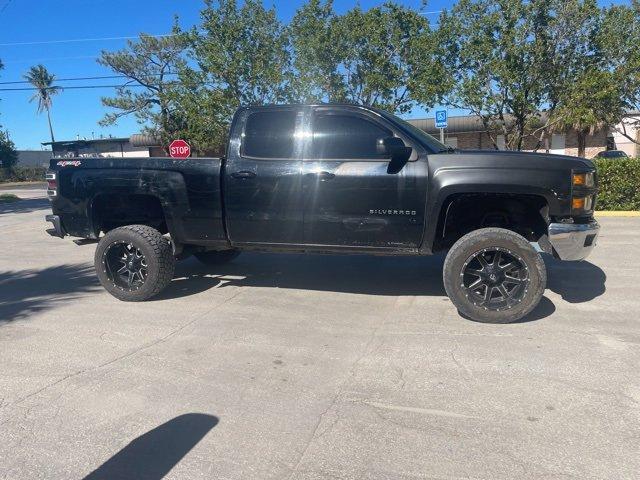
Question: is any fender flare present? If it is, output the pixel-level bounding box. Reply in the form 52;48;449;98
86;169;190;242
420;167;562;253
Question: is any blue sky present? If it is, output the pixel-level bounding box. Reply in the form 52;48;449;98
0;0;631;149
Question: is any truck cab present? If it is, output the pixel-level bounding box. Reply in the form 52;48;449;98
224;104;432;251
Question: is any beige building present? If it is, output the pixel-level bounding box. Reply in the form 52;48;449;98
408;113;640;158
42;136;158;158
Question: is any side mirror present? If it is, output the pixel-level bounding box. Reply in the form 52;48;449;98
376;137;412;173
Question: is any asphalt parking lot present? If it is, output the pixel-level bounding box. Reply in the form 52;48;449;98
1;185;638;480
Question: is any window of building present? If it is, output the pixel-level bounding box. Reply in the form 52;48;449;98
243;110;298;159
311;112;392;159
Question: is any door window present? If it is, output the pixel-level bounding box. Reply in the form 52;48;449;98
242;110;298;159
311;112;392;159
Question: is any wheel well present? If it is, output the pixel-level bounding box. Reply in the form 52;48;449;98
92;193;168;235
432;193;549;252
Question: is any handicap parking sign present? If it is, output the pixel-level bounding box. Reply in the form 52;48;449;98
435;110;448;129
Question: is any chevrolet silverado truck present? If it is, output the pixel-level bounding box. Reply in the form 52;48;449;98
45;104;600;323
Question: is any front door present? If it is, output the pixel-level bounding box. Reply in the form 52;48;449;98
302;107;428;250
224;107;305;245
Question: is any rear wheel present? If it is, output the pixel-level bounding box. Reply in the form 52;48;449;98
443;228;546;323
95;225;174;301
193;249;240;265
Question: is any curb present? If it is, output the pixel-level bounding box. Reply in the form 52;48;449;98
595;211;640;217
0;182;47;190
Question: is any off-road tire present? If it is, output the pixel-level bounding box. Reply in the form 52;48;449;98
94;225;175;301
193;249;240;265
443;228;546;323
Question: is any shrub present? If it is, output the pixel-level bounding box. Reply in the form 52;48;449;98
0;193;20;203
0;130;18;169
0;166;47;183
593;157;640;211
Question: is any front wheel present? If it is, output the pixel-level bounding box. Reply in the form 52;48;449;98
443;228;546;323
94;225;175;301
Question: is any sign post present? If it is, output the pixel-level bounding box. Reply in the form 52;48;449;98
435;109;448;144
169;139;191;159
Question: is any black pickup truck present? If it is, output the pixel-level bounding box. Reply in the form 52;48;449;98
46;104;600;323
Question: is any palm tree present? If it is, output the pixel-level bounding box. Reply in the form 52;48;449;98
24;65;62;143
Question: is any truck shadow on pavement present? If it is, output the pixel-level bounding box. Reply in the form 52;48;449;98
0;264;101;323
82;413;218;480
162;252;449;299
160;252;606;322
0;197;50;215
0;254;605;325
544;255;607;303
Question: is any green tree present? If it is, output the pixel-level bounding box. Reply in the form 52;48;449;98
545;1;640;156
0;129;18;170
164;68;231;155
191;0;293;106
531;0;601;151
438;0;600;150
98;32;187;149
589;1;640;147
339;3;443;113
289;0;345;103
165;0;294;153
24;64;62;144
290;1;444;113
553;70;618;157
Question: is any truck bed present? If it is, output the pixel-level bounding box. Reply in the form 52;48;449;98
48;157;230;248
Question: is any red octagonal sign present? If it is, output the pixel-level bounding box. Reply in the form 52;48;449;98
169;139;191;159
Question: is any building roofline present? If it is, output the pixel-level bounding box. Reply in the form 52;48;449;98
41;137;130;146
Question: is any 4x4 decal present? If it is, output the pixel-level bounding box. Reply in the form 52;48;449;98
56;160;82;167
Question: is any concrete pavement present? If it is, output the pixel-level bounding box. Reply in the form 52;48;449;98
0;186;638;479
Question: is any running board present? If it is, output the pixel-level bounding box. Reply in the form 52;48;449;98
73;238;99;246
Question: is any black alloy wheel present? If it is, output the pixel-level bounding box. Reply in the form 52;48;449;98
103;241;148;291
461;247;529;312
443;228;546;323
94;225;175;302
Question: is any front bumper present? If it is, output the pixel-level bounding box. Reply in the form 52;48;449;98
547;221;600;261
45;214;66;238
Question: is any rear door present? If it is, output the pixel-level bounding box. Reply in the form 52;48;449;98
302;106;428;249
224;107;305;245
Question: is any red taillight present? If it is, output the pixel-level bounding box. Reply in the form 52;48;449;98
46;172;57;197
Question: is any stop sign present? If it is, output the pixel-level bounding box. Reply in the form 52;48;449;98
169;139;191;159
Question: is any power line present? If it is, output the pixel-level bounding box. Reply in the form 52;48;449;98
0;33;173;47
0;74;129;85
0;77;213;92
0;84;150;92
0;73;179;85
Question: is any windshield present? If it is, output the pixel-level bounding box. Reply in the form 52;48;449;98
378;110;450;153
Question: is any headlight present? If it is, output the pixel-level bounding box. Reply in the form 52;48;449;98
573;172;595;188
572;196;594;212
